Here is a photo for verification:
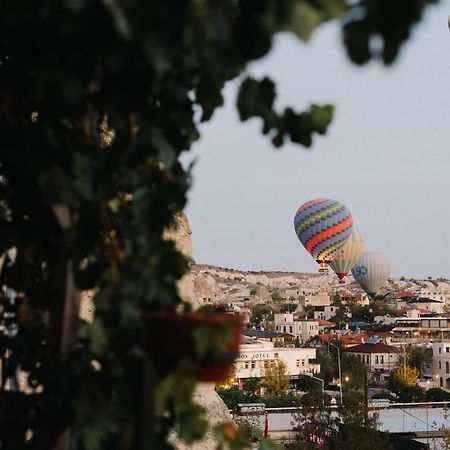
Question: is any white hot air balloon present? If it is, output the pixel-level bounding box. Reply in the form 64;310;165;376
329;228;364;282
351;251;391;297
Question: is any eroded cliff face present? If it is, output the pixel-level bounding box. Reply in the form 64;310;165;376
164;213;233;450
165;212;197;307
79;213;232;449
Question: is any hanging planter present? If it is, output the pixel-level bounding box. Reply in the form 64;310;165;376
144;311;242;382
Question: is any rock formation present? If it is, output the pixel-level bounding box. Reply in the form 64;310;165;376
166;213;233;450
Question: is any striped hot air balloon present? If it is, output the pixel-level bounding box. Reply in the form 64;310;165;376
329;228;364;281
294;198;353;267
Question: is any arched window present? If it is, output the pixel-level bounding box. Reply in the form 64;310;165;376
446;362;449;374
283;326;286;333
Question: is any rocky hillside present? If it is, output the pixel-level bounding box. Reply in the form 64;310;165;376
192;264;450;306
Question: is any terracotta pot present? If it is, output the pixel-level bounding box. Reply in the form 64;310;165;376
143;312;242;382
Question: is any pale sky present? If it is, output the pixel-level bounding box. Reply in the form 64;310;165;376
183;4;450;279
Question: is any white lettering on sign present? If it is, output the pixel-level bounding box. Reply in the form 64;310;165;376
239;353;272;360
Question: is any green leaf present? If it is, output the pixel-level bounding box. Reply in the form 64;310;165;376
237;77;276;123
288;2;322;42
176;403;208;444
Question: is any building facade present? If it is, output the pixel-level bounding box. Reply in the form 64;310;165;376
235;340;320;381
392;316;450;343
345;342;401;374
274;313;319;342
432;342;450;391
313;305;337;321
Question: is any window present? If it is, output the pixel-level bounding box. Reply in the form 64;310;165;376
439;361;442;370
302;359;305;366
446;347;449;353
251;361;255;369
245;362;249;369
380;356;384;364
446;362;449;374
441;377;444;388
375;356;379;364
296;359;300;367
439;348;442;354
289;326;293;333
283;326;286;333
274;353;279;358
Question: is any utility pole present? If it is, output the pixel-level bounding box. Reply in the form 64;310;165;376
364;370;368;420
330;342;343;406
403;344;407;379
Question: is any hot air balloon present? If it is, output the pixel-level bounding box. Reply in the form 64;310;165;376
294;198;353;270
329;228;364;282
351;251;391;297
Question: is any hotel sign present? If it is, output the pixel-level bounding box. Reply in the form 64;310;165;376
239;353;273;360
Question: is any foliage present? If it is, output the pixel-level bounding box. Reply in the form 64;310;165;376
304;305;315;318
369;300;396;318
264;392;303;408
426;388;450;402
341;354;367;392
290;391;389;450
407;346;433;374
250;288;258;297
396;385;425;403
315;348;335;385
250;304;274;327
261;360;290;397
243;377;261;395
215;387;263;411
270;289;283;303
392;366;420;387
295;373;324;393
280;303;297;313
372;390;397;402
0;0;437;448
214;422;252;450
433;407;450;450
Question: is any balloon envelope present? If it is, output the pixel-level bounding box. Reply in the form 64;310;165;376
351;251;391;297
329;228;364;280
294;198;353;266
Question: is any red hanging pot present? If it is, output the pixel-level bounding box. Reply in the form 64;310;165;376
143;312;242;382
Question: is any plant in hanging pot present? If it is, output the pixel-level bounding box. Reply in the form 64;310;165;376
143;304;243;382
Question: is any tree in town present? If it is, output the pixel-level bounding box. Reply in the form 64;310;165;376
0;1;437;448
271;289;283;303
315;348;335;385
329;395;390;450
341;354;367;392
387;366;425;402
215;386;263;411
396;385;426;403
407;346;433;374
250;304;274;327
369;299;397;318
392;366;420;386
426;387;450;402
249;288;258;297
290;392;390;450
261;360;290;397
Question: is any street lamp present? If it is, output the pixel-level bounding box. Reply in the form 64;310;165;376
329;342;343;406
304;372;325;404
